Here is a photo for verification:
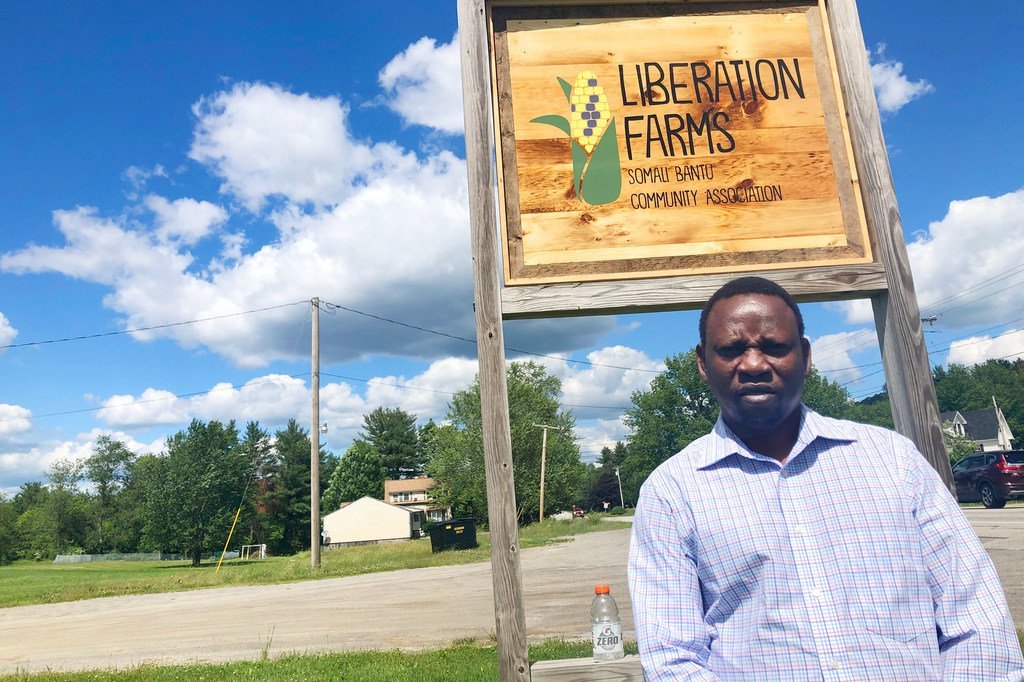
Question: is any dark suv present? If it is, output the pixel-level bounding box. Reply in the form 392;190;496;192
952;450;1024;508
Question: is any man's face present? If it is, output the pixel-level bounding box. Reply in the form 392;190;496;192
697;294;811;438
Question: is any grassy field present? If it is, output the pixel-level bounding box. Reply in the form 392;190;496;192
0;515;621;608
0;640;639;681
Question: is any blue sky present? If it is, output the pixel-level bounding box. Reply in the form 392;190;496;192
1;2;1022;494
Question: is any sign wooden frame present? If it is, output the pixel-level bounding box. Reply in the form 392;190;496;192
492;1;876;291
456;0;951;678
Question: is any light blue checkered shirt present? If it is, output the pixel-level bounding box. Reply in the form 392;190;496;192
629;407;1024;681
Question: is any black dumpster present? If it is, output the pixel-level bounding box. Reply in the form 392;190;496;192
428;518;478;552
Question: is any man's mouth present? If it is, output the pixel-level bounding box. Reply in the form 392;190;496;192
736;387;775;404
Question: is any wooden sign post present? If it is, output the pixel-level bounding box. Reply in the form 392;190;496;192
457;1;951;678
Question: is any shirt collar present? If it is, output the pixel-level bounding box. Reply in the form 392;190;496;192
694;406;856;469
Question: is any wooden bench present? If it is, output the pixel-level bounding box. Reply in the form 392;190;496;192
531;655;644;680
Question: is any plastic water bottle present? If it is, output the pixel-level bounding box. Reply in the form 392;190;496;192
591;584;625;661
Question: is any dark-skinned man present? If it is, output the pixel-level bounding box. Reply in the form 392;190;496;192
628;276;1023;681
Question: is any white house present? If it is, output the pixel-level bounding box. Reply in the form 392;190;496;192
322;496;425;547
940;397;1015;452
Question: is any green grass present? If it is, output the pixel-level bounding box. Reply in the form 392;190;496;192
0;639;639;681
0;516;621;608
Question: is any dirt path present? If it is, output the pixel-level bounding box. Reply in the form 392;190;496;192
0;528;634;674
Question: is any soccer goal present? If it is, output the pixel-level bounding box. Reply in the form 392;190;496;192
240;544;267;560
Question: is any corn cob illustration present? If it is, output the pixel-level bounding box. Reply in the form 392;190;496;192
569;70;610;154
531;69;621;206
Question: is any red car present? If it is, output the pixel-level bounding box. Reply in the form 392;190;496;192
952;450;1024;508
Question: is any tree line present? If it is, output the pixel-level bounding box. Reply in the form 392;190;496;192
3;353;1019;566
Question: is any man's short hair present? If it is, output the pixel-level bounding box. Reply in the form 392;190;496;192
698;276;805;347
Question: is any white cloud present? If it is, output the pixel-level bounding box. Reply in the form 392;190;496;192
0;404;32;436
869;44;934;114
145;195;228;245
1;79;615;368
552;346;663;420
189;82;402;212
191;375;310;424
0;312;16;351
363;356;479;418
909;189;1024;327
834;188;1024;328
810;330;877;383
379;34;463;134
947;329;1024;366
0;430;164;495
97;389;189;427
574;417;631;464
123;164;167;191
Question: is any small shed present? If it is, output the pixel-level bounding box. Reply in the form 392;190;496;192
321;496;424;547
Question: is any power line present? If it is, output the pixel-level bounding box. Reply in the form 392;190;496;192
321;299;664;375
1;301;307;351
0;373;311;425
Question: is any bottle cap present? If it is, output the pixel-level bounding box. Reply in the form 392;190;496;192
594;584;610;594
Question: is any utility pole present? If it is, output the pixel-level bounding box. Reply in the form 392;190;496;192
614;466;625;508
310;297;321;571
533;424;562;522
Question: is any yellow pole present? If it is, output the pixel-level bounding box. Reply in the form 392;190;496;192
215;506;243;575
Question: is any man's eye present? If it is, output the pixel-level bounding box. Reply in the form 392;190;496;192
718;347;744;358
762;344;790;356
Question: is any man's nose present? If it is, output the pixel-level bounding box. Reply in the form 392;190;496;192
737;349;771;378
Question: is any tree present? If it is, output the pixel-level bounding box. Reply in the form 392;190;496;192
620;350;717;505
587;466;621;510
321;440;387;512
942;421;979;464
238;422;275;547
45;459;89;555
427;361;587;524
0;495;17;565
142;420;249;566
361;407;421;479
801;368;853;419
260;419;330;555
83;436;136;553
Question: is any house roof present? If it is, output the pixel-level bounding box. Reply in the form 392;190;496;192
384;477;436;495
939;409;1000;441
322;496;421;520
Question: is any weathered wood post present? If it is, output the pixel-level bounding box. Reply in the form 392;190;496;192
457;0;531;678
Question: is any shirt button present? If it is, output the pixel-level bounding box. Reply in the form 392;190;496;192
829;660;841;670
795;525;807;535
810;587;824;599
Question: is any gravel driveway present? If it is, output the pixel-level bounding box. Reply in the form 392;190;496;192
1;509;1021;675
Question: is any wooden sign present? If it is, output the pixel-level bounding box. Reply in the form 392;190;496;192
491;2;874;285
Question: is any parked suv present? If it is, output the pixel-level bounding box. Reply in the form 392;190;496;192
952;450;1024;508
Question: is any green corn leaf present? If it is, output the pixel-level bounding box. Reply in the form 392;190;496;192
580;117;622;206
530;114;570;137
557;77;573;103
571;141;588;200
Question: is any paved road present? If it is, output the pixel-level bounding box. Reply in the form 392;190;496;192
0;509;1021;674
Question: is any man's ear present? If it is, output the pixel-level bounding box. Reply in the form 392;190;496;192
801;337;812;376
696;344;709;383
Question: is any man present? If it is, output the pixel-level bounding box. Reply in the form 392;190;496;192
628;276;1023;680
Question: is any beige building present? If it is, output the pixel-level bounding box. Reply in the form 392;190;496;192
384;476;450;523
321;496;425;547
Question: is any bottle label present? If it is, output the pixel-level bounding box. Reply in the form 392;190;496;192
592;621;624;655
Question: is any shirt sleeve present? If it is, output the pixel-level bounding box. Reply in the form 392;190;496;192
628;472;721;681
904;442;1024;681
